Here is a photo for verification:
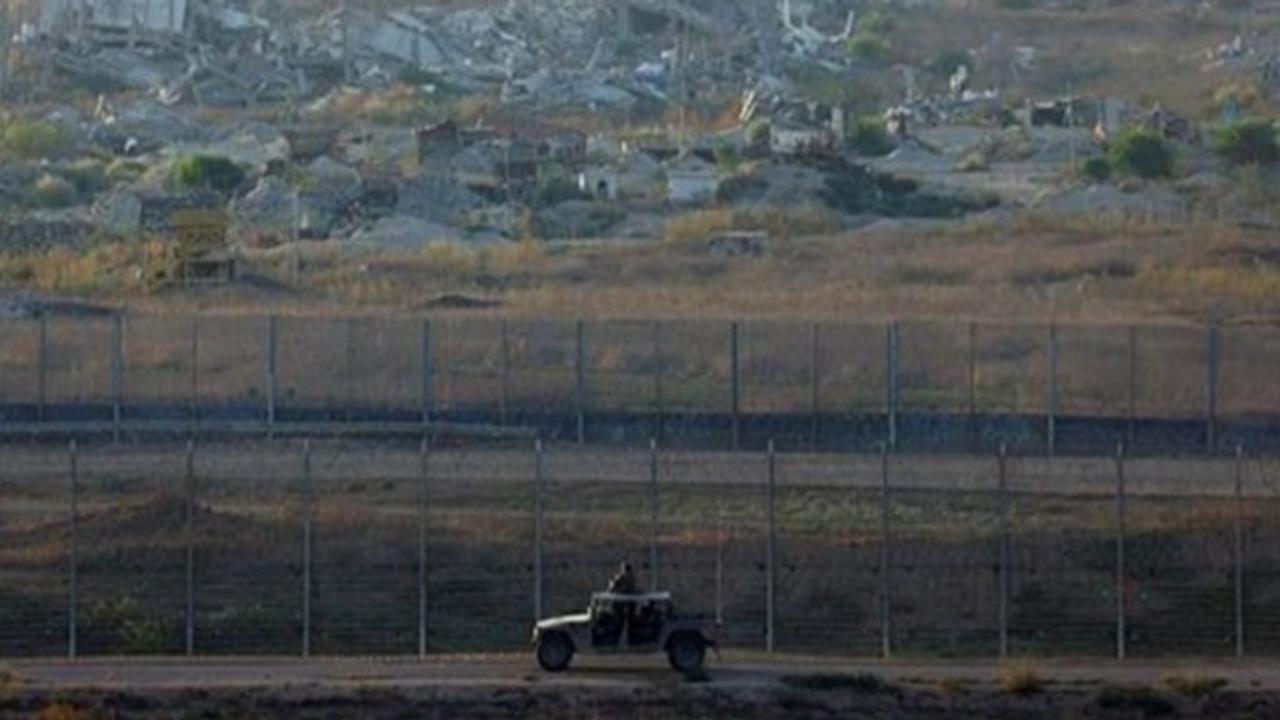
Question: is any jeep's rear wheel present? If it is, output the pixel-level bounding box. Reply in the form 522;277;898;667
667;633;705;674
536;632;574;672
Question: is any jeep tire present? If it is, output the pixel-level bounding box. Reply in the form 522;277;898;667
666;632;705;674
536;631;574;672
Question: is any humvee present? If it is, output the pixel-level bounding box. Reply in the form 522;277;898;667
531;591;717;673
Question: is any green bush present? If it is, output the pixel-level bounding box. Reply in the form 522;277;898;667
990;0;1033;8
0;121;71;160
1082;156;1111;182
1214;119;1279;166
1108;129;1175;179
846;32;891;64
175;154;246;192
849;117;896;157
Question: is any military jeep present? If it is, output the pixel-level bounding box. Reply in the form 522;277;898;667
531;591;717;673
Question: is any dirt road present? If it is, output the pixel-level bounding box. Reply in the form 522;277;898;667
10;652;1280;690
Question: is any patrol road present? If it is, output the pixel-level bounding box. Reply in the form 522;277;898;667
9;653;1280;690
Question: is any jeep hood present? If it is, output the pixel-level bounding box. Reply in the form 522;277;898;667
536;612;591;631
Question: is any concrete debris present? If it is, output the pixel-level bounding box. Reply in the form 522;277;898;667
396;173;485;225
230;176;296;245
296;156;364;238
349;214;459;248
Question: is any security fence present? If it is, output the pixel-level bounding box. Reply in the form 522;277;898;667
1;438;1278;659
6;313;1280;454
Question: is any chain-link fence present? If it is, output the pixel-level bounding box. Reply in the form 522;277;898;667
10;313;1278;455
1;439;1276;660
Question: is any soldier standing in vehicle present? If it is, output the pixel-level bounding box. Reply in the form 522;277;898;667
608;561;638;594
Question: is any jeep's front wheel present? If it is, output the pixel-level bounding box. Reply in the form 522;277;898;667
536;631;574;672
667;632;705;674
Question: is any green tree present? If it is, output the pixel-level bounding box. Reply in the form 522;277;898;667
1213;119;1279;166
1108;129;1175;179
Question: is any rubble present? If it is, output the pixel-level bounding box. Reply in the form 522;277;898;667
349;214;459;248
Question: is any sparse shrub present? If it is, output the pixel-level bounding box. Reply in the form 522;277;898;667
31;174;77;208
1096;684;1176;717
713;137;741;169
61;159;109;195
175;154;245;192
859;8;895;34
105;158;147;184
1212;81;1262;116
956;150;990;173
990;0;1033;8
747;120;772;148
35;702;98;720
937;676;974;695
1214;119;1279;166
998;664;1045;696
1164;674;1228;698
0;121;71;160
1109;129;1175;179
846;32;891;64
849;117;896;157
1083;156;1112;183
779;672;896;693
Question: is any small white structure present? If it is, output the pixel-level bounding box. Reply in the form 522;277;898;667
664;154;719;204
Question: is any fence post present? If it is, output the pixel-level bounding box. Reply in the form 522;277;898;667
1115;441;1127;661
997;443;1009;660
111;314;124;442
67;439;79;659
651;321;665;443
500;320;511;427
420;319;433;426
344;317;356;422
188;316;199;429
1047;324;1058;460
879;441;892;659
418;435;430;659
301;439;312;658
765;439;776;653
968;321;977;450
730;321;740;451
533;438;545;623
266;316;278;432
575;320;586;444
1206;325;1219;454
886;322;899;452
715;503;725;628
1127;326;1137;449
809;323;820;449
1234;443;1244;659
649;438;659;587
185;440;196;656
37;314;47;423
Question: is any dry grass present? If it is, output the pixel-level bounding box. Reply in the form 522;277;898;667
997;664;1046;697
1164;674;1229;698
